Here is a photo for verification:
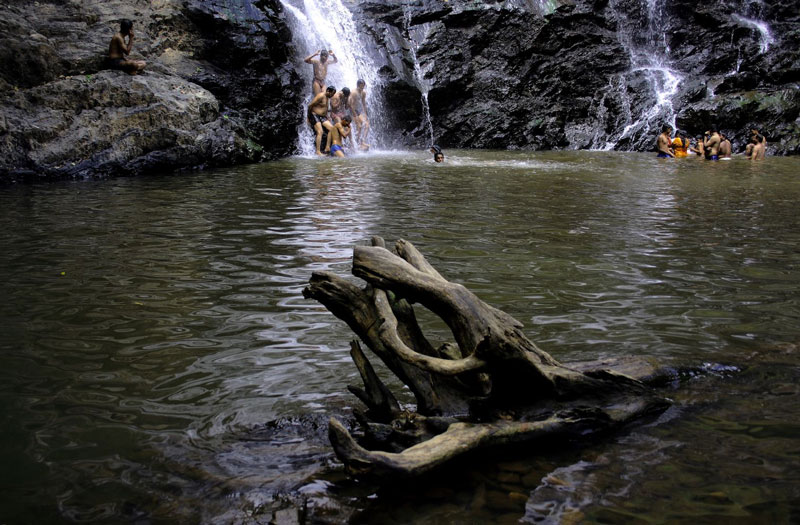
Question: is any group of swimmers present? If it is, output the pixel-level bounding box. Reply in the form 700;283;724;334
305;50;370;157
657;125;767;160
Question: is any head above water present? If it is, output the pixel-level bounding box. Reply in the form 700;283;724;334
434;153;444;163
325;86;336;96
320;50;329;61
661;124;672;134
341;87;350;98
430;144;442;155
356;79;366;88
341;115;352;125
120;19;133;35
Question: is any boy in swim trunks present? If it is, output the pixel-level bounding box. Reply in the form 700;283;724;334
329;116;352;157
107;19;146;75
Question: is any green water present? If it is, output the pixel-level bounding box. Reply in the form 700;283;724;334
1;151;799;523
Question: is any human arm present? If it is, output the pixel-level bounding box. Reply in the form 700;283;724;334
328;50;338;63
123;30;135;56
304;50;320;64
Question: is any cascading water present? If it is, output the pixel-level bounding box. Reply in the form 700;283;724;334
403;3;435;145
595;0;683;150
280;0;387;155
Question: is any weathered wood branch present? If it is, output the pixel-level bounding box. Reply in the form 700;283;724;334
302;237;671;477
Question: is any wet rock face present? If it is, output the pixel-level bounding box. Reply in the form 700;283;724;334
0;0;301;182
356;0;800;154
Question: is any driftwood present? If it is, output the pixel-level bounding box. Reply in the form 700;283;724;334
303;237;671;477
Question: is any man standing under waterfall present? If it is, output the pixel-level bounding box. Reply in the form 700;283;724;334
656;125;674;157
305;49;337;95
349;79;370;149
308;86;336;156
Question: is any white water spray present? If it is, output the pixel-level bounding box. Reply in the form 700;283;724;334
280;0;386;155
597;0;683;149
403;3;435;145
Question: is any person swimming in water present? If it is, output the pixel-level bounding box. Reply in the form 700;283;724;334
430;145;444;162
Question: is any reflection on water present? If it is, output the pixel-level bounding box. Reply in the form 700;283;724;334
1;151;800;522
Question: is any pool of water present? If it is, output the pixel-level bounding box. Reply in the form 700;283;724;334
1;150;799;522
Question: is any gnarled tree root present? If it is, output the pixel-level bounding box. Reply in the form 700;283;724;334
303;237;671;477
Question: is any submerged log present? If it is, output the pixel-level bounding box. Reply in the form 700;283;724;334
302;237;671;477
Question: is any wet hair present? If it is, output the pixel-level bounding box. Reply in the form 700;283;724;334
430;144;442;154
120;19;133;34
434;153;444;162
661;124;672;133
356;79;366;87
341;87;350;97
341;115;352;124
325;86;336;94
320;50;329;57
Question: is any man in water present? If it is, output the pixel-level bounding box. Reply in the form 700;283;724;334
107;19;146;75
304;49;337;96
750;134;766;160
329;116;352;157
746;129;768;158
719;133;732;158
656;125;674;157
704;128;721;160
307;86;336;156
430;145;444;162
690;135;705;157
349;79;370;149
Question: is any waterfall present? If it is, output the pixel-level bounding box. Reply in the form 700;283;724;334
280;0;386;155
403;3;435;145
596;0;683;150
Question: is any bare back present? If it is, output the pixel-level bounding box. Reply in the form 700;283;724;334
108;33;128;59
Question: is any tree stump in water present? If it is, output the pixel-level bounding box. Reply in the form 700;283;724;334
302;237;671;477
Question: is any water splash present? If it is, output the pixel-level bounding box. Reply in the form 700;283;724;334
732;14;774;54
280;0;386;155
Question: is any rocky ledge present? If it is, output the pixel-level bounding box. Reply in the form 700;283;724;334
0;0;301;183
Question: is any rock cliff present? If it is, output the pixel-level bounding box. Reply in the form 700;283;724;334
0;0;301;182
359;0;800;155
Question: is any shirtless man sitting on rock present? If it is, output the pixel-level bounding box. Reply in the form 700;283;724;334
107;19;146;75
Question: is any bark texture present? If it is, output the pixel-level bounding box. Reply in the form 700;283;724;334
303;237;671;477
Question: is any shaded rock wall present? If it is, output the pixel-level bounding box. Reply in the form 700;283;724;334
0;0;302;182
357;0;800;155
